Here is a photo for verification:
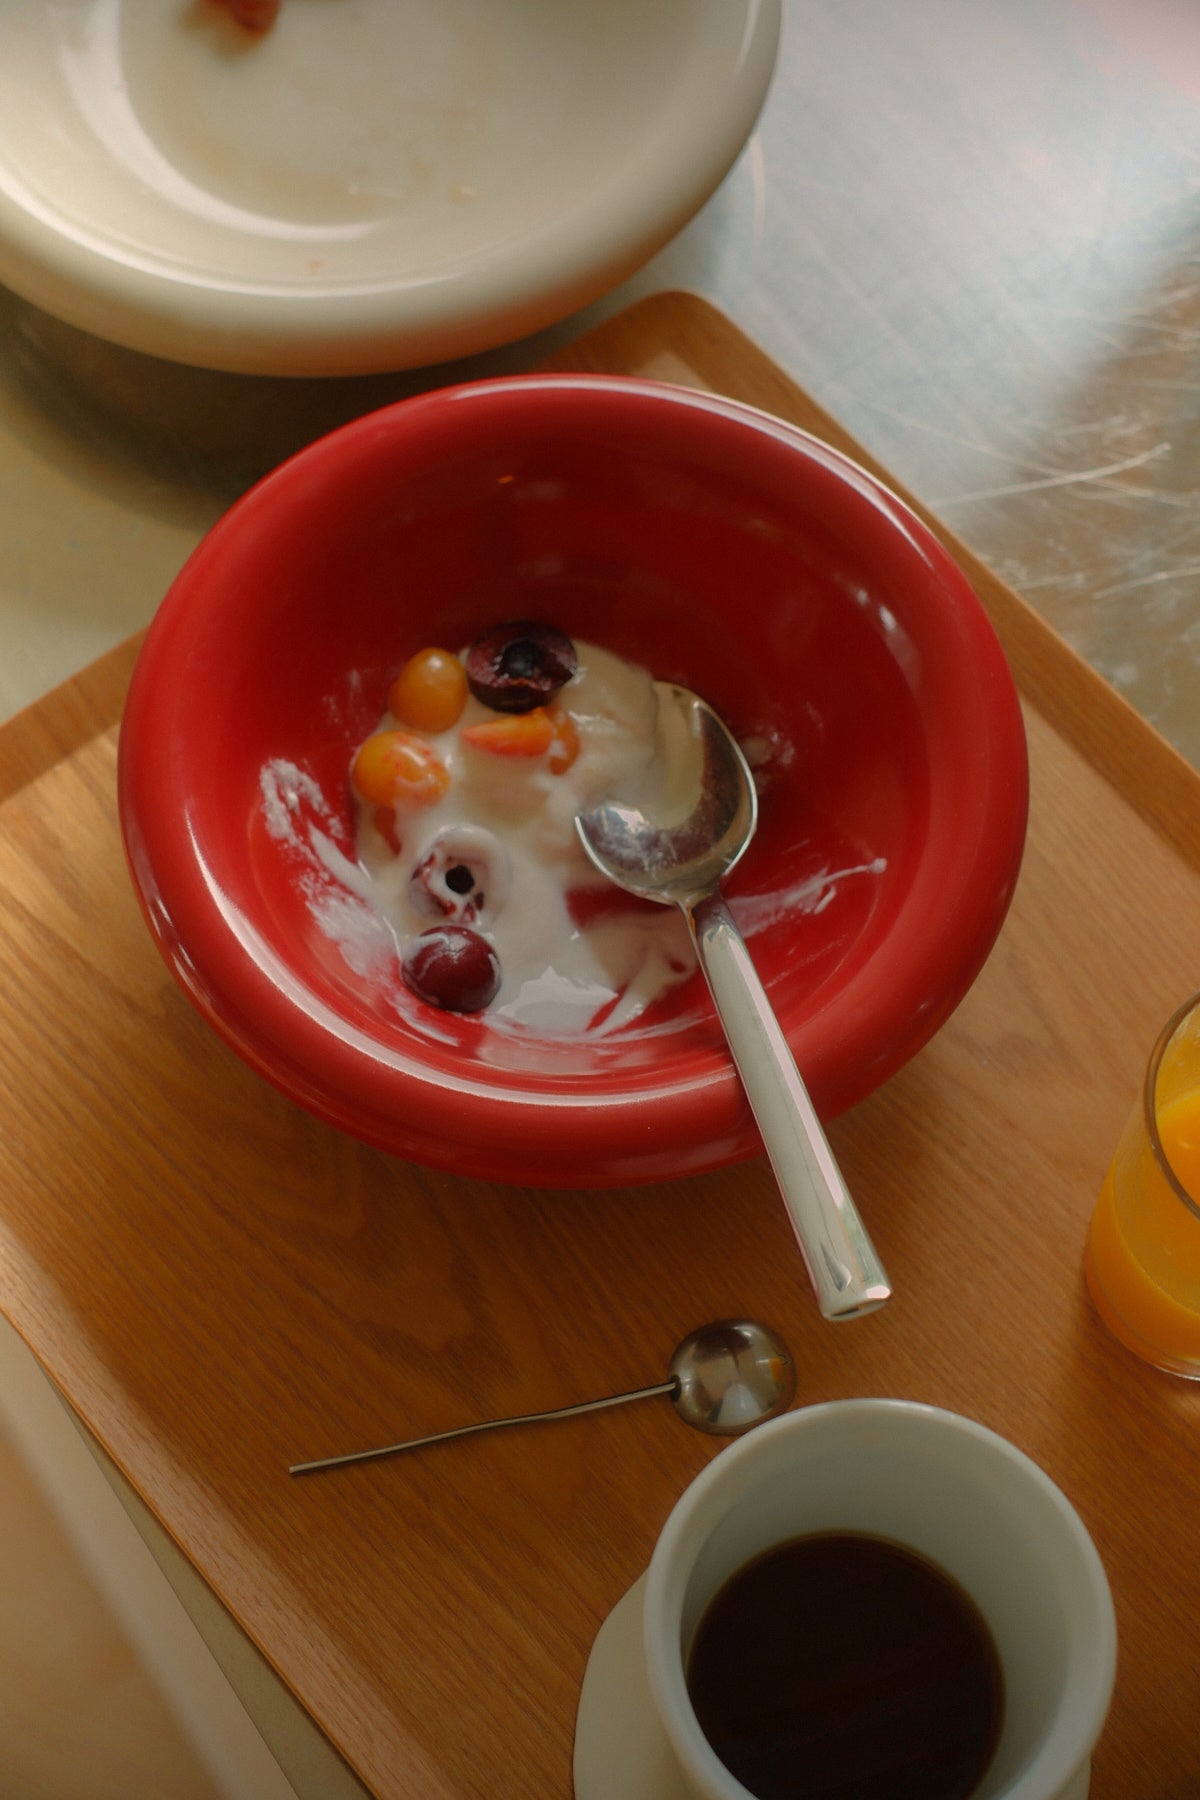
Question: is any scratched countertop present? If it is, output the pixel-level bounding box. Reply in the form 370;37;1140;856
2;0;1199;769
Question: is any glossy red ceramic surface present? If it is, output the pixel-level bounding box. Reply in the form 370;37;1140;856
118;376;1028;1186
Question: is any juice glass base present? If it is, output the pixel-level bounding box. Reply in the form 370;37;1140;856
1084;1243;1200;1379
1085;991;1200;1380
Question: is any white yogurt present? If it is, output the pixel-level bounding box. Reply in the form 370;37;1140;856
338;639;698;1033
258;643;896;1038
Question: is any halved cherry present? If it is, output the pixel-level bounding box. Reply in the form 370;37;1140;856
408;826;511;924
464;620;577;714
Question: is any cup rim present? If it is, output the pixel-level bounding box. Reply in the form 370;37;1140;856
642;1398;1117;1800
1144;987;1200;1223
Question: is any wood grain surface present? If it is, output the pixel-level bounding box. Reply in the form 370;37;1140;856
1;294;1198;1799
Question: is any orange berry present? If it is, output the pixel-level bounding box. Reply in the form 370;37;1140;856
351;730;450;809
460;708;555;758
388;648;468;734
546;707;580;774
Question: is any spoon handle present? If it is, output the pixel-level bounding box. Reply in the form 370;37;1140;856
688;891;891;1321
288;1378;677;1476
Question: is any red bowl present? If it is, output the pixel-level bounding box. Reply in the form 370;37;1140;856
118;375;1028;1187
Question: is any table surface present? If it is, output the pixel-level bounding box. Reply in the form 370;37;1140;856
3;6;1200;1798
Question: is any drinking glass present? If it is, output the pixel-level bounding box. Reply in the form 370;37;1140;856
1085;989;1200;1376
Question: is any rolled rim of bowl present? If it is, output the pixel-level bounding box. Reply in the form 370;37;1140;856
118;373;1029;1184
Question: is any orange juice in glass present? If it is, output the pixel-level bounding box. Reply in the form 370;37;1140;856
1085;989;1200;1377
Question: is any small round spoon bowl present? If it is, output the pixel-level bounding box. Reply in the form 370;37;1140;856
577;687;891;1322
289;1319;794;1475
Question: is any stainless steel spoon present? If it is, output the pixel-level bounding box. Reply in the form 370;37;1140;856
288;1319;793;1476
576;685;891;1323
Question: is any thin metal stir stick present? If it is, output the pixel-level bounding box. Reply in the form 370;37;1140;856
288;1319;795;1476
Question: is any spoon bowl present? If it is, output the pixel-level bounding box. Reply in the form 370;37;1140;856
578;689;757;908
577;688;891;1323
668;1318;796;1435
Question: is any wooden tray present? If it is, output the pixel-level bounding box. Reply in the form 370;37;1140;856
2;293;1199;1799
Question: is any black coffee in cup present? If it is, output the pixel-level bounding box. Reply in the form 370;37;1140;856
686;1530;1004;1800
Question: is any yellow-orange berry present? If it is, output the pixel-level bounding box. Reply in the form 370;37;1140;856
388;648;468;734
351;730;450;809
460;708;555;758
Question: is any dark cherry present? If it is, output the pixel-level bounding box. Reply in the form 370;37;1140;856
401;925;501;1014
464;620;577;714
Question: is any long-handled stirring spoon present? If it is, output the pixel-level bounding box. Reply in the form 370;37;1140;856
288;1319;794;1476
576;686;891;1324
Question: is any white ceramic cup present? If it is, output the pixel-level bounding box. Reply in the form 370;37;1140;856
643;1400;1116;1800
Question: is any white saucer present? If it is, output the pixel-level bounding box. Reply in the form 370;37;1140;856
574;1573;694;1800
0;0;780;376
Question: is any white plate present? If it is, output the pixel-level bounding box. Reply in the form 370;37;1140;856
0;0;780;376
